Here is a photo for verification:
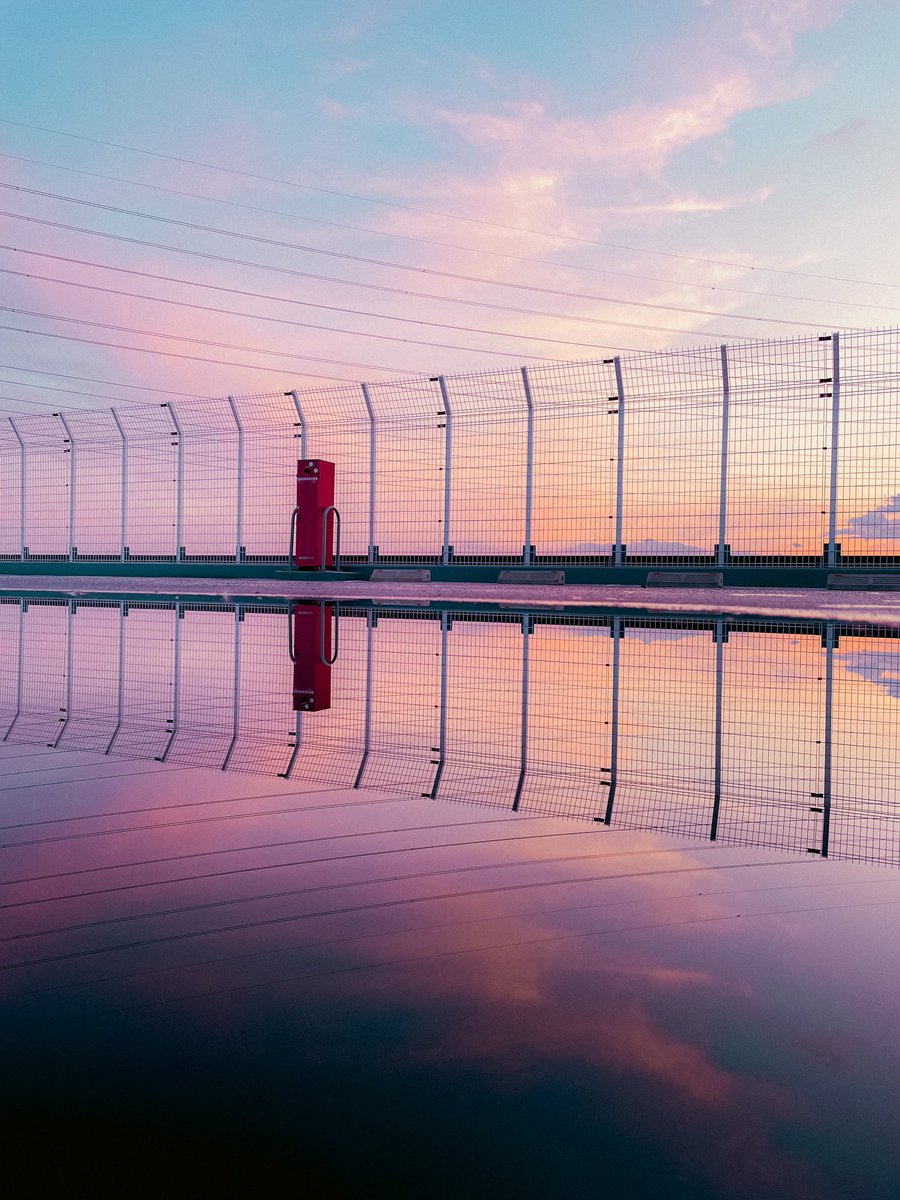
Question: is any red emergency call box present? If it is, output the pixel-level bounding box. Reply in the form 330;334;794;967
291;602;334;711
293;459;336;569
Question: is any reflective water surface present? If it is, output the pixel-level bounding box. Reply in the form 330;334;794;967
3;592;900;1197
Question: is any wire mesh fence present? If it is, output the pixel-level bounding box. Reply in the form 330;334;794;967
2;328;899;567
1;596;899;865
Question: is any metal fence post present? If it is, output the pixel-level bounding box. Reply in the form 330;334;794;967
8;417;25;561
822;621;835;857
827;333;841;568
222;604;242;769
717;345;730;569
52;600;74;746
521;367;535;566
106;601;126;754
430;611;450;796
4;599;24;739
710;617;726;839
166;402;185;562
603;616;621;823
435;377;453;565
361;383;377;563
57;412;76;562
613;358;625;565
289;390;309;458
512;613;531;811
110;408;128;562
160;603;182;761
226;396;244;563
354;609;375;787
283;711;302;779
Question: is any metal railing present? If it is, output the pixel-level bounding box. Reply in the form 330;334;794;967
2;328;900;567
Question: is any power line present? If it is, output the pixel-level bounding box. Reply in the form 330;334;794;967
6;148;897;312
0;181;847;330
0;322;386;384
0;244;653;350
0;304;421;374
0;266;571;363
0;361;210;398
0;211;756;341
1;115;894;290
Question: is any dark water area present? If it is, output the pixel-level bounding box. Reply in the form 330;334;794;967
2;593;900;1198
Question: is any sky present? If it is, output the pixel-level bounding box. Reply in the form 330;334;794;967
0;0;899;413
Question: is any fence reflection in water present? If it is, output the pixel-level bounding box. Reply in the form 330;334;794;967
1;596;899;865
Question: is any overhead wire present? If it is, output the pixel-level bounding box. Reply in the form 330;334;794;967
6;148;900;313
0;209;755;342
0;181;851;330
2;115;896;291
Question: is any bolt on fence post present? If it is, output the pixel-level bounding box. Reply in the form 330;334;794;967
226;396;244;563
111;408;128;562
289;390;309;458
361;383;377;563
8;417;25;561
436;377;453;565
167;402;185;562
717;345;730;569
613;358;625;566
827;333;841;568
57;412;76;562
521;367;535;566
512;613;531;811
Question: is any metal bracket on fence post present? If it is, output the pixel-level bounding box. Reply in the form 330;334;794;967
111;408;128;562
603;616;621;823
521;366;535;566
57;412;76;562
512;613;531;811
8;417;25;562
226;395;244;563
289;390;309;458
613;358;625;566
827;333;841;568
361;383;377;564
717;345;730;570
437;376;453;566
166;402;185;563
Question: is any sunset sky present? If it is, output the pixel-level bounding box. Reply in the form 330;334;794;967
1;0;899;413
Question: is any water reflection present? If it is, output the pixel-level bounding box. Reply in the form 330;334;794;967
1;595;899;865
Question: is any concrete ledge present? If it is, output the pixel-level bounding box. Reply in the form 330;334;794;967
498;570;565;584
827;573;900;591
645;571;723;588
370;568;432;582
